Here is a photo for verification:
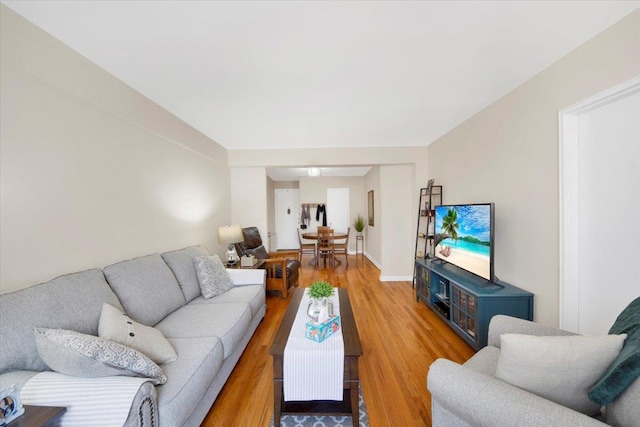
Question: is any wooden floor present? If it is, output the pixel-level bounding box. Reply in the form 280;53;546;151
201;254;475;426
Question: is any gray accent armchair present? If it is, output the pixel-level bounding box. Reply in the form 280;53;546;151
427;315;639;427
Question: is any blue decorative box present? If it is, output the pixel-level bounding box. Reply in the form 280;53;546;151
305;315;341;343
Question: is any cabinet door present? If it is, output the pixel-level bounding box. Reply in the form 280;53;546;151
415;262;430;302
450;285;478;344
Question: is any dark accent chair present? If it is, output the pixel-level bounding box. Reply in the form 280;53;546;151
235;227;300;298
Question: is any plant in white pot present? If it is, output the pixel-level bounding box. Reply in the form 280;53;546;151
354;214;365;236
307;280;335;323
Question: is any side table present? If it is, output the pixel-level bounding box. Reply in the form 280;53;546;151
8;405;66;427
226;259;266;269
355;235;364;258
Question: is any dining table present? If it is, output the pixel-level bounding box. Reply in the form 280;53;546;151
301;231;349;268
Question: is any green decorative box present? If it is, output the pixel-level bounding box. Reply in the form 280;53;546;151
305;315;341;343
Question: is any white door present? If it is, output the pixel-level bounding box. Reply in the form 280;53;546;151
560;79;640;335
275;189;300;250
326;188;350;233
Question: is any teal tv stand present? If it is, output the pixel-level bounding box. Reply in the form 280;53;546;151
415;258;533;350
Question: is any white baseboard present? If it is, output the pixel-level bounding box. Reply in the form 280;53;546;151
379;275;413;282
364;253;381;269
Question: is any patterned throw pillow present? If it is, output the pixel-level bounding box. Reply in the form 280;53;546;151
34;328;167;385
193;255;234;299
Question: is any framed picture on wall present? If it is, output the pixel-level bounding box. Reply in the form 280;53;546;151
368;190;375;226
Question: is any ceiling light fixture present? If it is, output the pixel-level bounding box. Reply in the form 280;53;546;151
307;167;322;177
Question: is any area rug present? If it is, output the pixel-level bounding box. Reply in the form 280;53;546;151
270;388;369;427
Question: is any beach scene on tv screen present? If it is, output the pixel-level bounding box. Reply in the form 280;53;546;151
435;204;491;280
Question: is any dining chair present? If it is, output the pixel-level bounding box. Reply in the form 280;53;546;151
333;227;350;267
316;228;336;269
297;229;316;262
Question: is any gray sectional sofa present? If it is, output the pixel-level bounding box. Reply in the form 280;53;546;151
0;245;266;426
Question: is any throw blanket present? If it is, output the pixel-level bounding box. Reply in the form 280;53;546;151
316;204;327;226
589;296;640;405
301;205;311;227
20;372;150;426
284;290;344;401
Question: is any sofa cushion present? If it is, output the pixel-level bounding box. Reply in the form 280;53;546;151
156;337;224;427
98;303;177;364
189;285;265;318
605;375;640;427
0;269;123;373
155;303;251;359
463;345;500;376
239;227;263;250
277;259;300;280
495;333;626;416
246;245;269;260
193;255;234;299
34;328;166;385
161;245;210;303
589;296;640;405
103;254;186;326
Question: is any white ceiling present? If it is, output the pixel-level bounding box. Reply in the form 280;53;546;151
3;1;638;154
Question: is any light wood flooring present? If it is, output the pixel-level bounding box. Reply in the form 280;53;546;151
201;254;475;426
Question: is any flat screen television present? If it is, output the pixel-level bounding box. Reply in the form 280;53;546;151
434;203;495;282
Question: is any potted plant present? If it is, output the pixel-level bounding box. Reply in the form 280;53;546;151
354;214;365;236
309;280;334;299
307;280;335;321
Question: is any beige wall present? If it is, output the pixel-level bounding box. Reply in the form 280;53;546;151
0;6;231;293
380;165;414;280
427;10;640;326
230;168;269;249
266;177;276;238
364;167;382;266
228;146;428;168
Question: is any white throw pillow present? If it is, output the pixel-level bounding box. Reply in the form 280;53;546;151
193;254;234;299
98;303;177;364
495;333;626;415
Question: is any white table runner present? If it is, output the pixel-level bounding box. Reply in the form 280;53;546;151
283;289;344;401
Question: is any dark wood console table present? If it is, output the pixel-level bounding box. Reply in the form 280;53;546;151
416;258;534;350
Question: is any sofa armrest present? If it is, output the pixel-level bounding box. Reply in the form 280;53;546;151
487;315;578;348
123;380;158;427
427;359;606;427
226;269;266;287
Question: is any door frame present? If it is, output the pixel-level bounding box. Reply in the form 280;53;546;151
558;76;640;332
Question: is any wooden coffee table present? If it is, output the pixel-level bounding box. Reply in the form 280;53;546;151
269;288;362;427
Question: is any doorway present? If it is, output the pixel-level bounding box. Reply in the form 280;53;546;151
275;189;300;250
559;77;640;335
327;188;350;233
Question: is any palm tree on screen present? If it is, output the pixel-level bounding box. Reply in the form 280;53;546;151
442;208;459;242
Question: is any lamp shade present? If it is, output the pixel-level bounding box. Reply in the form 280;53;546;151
218;225;244;245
